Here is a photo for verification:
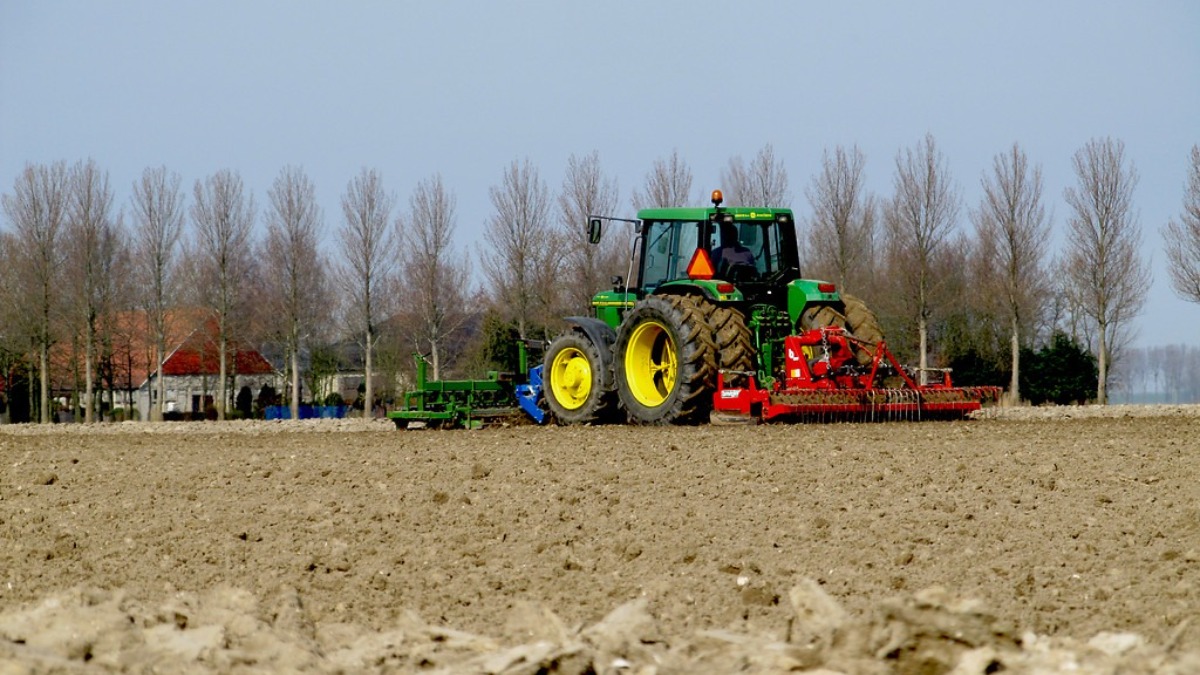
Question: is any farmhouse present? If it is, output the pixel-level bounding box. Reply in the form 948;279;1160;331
134;316;279;420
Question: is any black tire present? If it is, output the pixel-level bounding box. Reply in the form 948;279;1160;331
799;304;848;332
543;331;617;425
797;304;851;370
700;301;754;385
842;294;885;365
614;295;717;424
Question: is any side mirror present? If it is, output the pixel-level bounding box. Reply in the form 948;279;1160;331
587;218;603;244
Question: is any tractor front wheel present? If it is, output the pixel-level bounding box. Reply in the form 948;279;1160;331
544;332;616;425
615;295;717;424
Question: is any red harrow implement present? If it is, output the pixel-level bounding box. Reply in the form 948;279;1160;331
713;326;1002;422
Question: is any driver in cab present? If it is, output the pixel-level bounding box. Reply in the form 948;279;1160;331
712;222;754;276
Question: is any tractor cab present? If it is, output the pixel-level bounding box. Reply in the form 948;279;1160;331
589;191;801;326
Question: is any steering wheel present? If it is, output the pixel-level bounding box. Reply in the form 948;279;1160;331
723;262;758;283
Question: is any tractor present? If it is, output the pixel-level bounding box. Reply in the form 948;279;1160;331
541;189;1000;424
388;189;998;429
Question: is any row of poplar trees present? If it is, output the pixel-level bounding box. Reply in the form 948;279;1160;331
2;137;1198;422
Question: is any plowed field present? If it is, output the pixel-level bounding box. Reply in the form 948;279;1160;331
2;409;1198;672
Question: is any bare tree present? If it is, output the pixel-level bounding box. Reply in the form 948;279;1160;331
64;159;121;423
1164;145;1200;304
2;161;70;423
263;166;328;417
1062;137;1151;404
804;145;878;293
397;174;469;380
632;150;693;209
191;169;256;420
884;134;961;383
721;144;790;207
339;167;396;417
481;158;559;339
94;237;132;418
131;166;186;421
971;143;1051;404
0;227;20;420
558;151;625;314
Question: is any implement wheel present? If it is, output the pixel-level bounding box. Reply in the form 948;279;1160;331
615;295;716;424
544;332;616;424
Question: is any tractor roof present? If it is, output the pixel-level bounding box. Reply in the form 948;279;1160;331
636;206;794;222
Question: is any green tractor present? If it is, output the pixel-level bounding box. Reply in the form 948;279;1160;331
543;189;997;425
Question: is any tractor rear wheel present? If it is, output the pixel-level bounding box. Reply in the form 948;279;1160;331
544;332;616;425
842;294;885;365
701;301;754;385
615;295;717;424
799;305;848;332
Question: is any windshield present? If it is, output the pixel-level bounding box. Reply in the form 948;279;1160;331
708;219;793;281
638;217;797;290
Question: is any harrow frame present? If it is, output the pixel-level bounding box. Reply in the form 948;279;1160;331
713;327;1002;422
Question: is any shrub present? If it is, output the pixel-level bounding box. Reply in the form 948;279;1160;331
1020;332;1098;405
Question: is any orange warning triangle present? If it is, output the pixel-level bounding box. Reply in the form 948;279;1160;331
687;247;715;280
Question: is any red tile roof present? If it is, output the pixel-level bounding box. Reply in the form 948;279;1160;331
160;313;274;377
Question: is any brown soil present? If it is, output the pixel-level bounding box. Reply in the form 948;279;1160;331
2;411;1199;672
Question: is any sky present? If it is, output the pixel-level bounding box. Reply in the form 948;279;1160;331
2;1;1198;348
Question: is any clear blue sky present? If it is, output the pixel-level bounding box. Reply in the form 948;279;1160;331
2;1;1198;347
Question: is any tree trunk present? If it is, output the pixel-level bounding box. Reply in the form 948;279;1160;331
39;345;50;424
290;347;300;418
363;327;374;419
1097;324;1108;405
1009;315;1021;405
917;318;928;386
84;322;95;424
153;337;166;422
218;334;227;421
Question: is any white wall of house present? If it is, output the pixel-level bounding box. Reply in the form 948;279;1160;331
137;372;280;420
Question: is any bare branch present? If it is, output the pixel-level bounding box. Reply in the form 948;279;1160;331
632;150;693;210
721;144;790;207
65;159;121;422
480;158;558;339
883;133;961;381
191;169;256;419
1;161;70;422
1164;145;1200;304
1062;137;1151;404
804;145;877;293
398;173;470;379
970;142;1051;403
558;151;624;314
130;166;186;421
263;166;328;415
338;167;396;417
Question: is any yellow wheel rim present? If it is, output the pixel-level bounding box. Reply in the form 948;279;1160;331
550;346;592;410
624;320;676;407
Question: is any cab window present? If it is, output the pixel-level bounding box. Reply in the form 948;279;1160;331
638;220;700;291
